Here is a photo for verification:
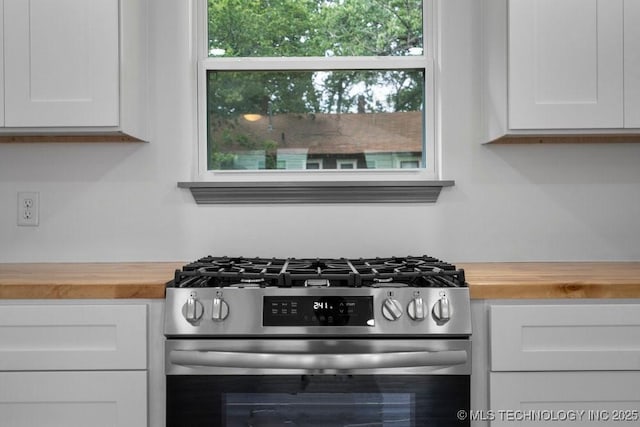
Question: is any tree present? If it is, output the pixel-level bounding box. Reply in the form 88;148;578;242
206;0;424;169
307;0;423;56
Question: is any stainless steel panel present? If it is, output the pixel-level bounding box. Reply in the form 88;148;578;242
164;287;471;337
165;338;471;375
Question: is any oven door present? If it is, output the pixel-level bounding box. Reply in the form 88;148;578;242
166;339;470;427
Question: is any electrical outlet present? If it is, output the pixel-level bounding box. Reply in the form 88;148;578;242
17;192;39;226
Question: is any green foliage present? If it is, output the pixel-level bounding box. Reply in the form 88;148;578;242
208;0;320;56
208;71;320;119
308;0;423;56
209;151;236;169
262;139;279;169
207;0;425;169
208;0;423;57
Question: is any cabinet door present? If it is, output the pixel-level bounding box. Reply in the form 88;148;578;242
0;304;147;371
625;0;640;127
508;0;624;129
3;0;119;127
0;0;4;126
490;304;640;371
0;371;147;427
490;372;640;426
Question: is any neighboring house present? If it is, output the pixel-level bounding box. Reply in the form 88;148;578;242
210;111;423;170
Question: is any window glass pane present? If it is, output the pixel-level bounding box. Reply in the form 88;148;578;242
208;0;424;57
207;70;424;171
400;160;420;168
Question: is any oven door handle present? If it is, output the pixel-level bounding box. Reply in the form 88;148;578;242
169;349;467;370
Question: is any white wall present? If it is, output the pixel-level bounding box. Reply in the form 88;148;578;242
1;0;639;263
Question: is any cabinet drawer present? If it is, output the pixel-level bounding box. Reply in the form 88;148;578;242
0;371;146;427
0;304;146;370
490;372;640;426
490;304;640;371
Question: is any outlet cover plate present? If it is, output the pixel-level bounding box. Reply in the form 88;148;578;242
17;192;39;226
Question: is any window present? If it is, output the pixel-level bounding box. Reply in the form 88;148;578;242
183;1;453;203
337;159;358;170
197;0;436;180
306;159;323;170
400;160;421;169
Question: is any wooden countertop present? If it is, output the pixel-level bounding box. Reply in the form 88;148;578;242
0;263;183;299
460;262;640;299
0;262;639;300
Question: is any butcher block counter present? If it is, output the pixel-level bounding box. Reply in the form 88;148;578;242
460;262;640;299
0;262;639;299
0;262;183;299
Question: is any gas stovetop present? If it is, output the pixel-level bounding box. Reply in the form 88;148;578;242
168;255;467;289
165;255;471;338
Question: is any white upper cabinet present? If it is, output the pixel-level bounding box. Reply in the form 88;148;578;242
0;0;4;127
4;0;119;127
625;0;640;127
0;0;148;140
481;0;640;141
509;0;624;129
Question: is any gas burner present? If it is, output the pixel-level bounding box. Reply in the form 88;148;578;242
165;254;472;343
169;255;466;289
211;260;254;268
326;263;351;269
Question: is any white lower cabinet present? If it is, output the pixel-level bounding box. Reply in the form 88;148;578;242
490;372;640;426
489;302;640;426
0;371;147;427
0;303;148;427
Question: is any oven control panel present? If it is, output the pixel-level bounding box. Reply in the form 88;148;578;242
165;287;471;337
264;296;374;327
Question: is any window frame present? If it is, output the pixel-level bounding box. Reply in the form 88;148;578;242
194;0;438;183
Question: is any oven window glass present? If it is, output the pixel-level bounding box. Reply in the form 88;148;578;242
227;393;412;425
167;375;469;427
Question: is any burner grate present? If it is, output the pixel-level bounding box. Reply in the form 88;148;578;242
169;255;467;289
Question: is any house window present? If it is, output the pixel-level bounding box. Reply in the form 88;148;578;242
197;0;436;180
306;159;324;170
400;160;421;169
337;159;358;170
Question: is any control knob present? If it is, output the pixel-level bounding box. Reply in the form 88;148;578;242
407;296;427;321
432;295;451;324
182;296;204;324
212;297;229;321
382;298;403;321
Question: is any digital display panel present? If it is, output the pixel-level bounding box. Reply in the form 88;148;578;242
263;296;374;327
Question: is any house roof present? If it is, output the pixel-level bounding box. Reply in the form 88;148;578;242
212;111;422;155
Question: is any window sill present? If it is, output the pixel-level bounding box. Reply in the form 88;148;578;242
178;180;454;204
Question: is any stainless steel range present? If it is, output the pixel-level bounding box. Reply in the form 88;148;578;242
164;255;471;427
